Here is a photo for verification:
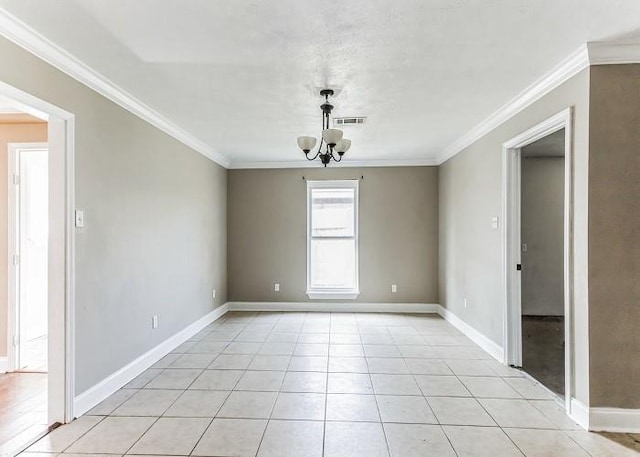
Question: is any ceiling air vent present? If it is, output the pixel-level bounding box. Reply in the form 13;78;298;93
334;117;366;126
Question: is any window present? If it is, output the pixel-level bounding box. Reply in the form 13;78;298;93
307;180;359;299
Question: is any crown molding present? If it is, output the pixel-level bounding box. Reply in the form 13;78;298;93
0;8;231;168
587;41;640;65
437;45;590;164
229;157;439;169
437;40;640;165
3;9;639;172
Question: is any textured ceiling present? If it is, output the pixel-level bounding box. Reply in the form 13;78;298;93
1;0;639;166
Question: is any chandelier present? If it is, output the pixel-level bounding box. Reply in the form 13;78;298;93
297;89;352;166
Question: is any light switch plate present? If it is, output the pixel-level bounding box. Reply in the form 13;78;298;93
274;283;280;292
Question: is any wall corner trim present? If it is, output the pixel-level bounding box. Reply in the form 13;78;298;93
73;303;229;417
0;356;7;373
435;305;504;362
0;8;231;168
589;407;640;433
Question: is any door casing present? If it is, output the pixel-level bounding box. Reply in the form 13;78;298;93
1;79;76;425
502;108;574;413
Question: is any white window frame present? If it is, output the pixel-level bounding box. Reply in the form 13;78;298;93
306;179;360;300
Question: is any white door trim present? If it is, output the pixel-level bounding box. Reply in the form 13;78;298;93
7;142;49;373
502;108;574;413
0;79;76;424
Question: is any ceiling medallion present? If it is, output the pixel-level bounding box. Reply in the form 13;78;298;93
297;89;351;166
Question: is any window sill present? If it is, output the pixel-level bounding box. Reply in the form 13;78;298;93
306;290;360;300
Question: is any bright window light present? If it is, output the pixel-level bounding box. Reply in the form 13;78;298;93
307;180;359;299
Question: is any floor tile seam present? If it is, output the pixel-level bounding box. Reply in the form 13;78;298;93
433;419;462;457
562;429;607;457
104;404;583;426
281;330;302;373
119;415;161;456
475;396;564;431
45;415;108;454
185;416;216;457
249;379;282;457
501;426;590;457
134;384;550;402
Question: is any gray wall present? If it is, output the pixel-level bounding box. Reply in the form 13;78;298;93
0;121;48;357
520;156;565;316
439;69;591;405
588;64;640;409
228;166;439;304
0;37;227;393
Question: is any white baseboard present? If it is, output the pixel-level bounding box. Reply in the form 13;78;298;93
570;398;590;430
0;356;7;373
73;303;229;417
436;305;504;362
589;407;640;433
227;301;439;313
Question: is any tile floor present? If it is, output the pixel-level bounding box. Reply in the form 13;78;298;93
20;312;640;457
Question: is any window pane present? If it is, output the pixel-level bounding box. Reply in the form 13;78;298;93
310;239;356;289
311;188;354;237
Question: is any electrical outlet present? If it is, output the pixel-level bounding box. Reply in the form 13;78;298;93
152;315;159;329
491;216;499;230
274;283;280;292
391;284;397;293
212;289;216;299
464;298;468;308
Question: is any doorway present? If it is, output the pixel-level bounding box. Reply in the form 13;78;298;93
10;143;49;373
520;130;565;396
503;109;573;411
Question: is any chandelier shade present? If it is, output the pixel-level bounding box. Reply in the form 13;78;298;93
296;89;352;166
297;136;317;152
322;128;343;146
335;138;351;154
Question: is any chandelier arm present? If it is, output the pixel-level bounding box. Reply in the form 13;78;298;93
306;148;321;161
311;137;324;159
